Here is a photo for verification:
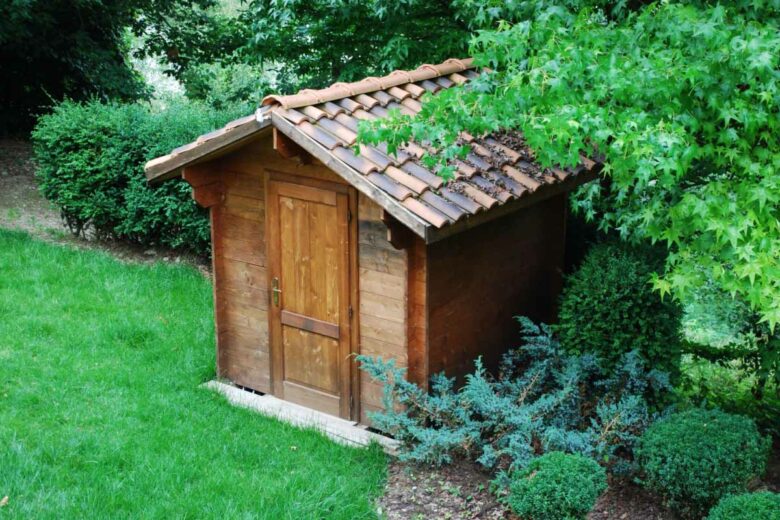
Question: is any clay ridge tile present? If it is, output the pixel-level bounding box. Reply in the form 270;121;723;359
262;58;474;109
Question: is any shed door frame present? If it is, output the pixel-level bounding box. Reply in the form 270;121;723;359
265;170;359;420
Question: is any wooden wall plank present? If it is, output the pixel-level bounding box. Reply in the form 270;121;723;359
425;194;567;382
357;196;409;422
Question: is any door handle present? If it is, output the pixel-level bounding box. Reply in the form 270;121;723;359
272;277;282;307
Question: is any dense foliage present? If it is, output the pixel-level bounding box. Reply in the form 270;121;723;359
557;242;682;380
507;452;607;520
32;99;246;255
181;62;270;111
359;317;671;479
0;0;229;133
707;491;780;520
361;1;780;386
637;408;770;518
240;0;470;93
238;0;641;94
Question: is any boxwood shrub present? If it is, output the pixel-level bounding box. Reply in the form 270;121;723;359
637;408;771;518
556;242;682;382
707;491;780;520
32;98;247;256
507;452;607;520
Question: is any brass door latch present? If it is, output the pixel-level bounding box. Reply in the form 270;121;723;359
272;276;282;306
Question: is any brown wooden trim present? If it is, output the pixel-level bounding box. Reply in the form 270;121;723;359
275;181;337;206
407;236;428;389
210;203;225;380
265;175;284;397
424;166;600;243
147;120;273;183
348;186;360;421
267;169;350;193
381;210;415;250
273;127;311;162
280;310;340;339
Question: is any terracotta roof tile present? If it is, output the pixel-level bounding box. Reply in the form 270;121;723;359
318;118;357;145
440;187;483;214
367;172;413;201
403;198;449;228
449;72;469;85
369;105;390;118
400;97;423;113
403;83;426;97
421;191;467;221
436;76;455;89
299;121;342;150
320;101;345;117
385;166;429;194
301;105;327;121
419;79;441;93
401;162;445;189
387;86;410;101
251;58;599;228
333;146;378;174
337;98;362;112
149;58;599;229
460;183;499;209
358;145;393;170
354;94;380;109
371;91;395;106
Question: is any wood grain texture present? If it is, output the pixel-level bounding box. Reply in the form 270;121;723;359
207;144;271;393
357;195;409;423
425;194;567;381
407;236;428;388
267;173;355;419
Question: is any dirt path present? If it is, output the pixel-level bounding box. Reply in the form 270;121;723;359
0;140;209;273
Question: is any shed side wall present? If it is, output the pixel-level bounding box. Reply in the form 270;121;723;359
210;151;270;393
425;193;567;380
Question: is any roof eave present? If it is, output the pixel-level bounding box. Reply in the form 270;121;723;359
144;110;274;184
424;164;602;244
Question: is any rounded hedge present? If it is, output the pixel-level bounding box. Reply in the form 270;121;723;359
32;98;247;257
707;491;780;520
507;452;607;520
556;242;682;379
637;409;771;518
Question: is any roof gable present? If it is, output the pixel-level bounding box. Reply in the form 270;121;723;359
145;58;599;242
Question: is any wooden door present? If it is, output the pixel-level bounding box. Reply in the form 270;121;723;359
266;173;355;418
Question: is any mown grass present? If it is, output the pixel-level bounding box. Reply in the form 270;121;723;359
0;230;386;519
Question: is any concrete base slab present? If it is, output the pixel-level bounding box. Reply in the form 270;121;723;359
204;380;399;454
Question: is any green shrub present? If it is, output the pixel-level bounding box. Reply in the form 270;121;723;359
359;317;672;477
637;408;771;518
32;98;247;256
556;242;683;382
507;452;607;520
707;491;780;520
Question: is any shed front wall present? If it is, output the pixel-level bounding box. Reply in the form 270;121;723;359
201;133;409;421
425;193;567;380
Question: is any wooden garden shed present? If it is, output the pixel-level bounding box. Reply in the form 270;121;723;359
145;58;599;424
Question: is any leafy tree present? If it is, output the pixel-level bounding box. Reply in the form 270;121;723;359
238;1;648;94
0;0;225;133
360;1;780;394
240;0;471;93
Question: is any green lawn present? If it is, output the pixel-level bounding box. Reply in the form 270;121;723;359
0;230;386;519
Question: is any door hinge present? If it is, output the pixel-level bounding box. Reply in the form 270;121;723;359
348;305;354;319
346;209;352;223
